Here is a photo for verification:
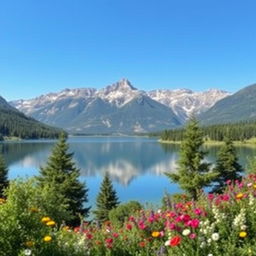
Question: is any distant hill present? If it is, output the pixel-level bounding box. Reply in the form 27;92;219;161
200;83;256;125
0;95;63;140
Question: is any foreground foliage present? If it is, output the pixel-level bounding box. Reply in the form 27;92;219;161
2;175;256;255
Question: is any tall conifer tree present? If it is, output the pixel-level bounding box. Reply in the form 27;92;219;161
166;117;217;200
38;133;89;226
212;137;243;193
0;154;8;197
94;172;119;223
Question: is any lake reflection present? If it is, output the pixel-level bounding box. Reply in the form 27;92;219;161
1;137;256;205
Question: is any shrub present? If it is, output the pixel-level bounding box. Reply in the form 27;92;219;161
108;201;142;226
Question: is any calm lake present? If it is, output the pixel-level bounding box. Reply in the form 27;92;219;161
1;136;256;206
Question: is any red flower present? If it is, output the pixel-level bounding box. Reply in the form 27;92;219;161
113;233;119;238
105;238;113;244
170;236;181;247
126;223;132;230
139;241;146;248
86;233;93;239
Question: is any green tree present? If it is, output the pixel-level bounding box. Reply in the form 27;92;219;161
38;133;89;226
0;154;8;198
94;172;119;223
165;117;216;200
212;137;243;193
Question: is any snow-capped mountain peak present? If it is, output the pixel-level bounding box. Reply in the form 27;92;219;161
10;79;230;134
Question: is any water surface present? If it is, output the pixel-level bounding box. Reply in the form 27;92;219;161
1;137;255;206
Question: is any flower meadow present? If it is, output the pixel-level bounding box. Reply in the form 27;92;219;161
2;176;256;255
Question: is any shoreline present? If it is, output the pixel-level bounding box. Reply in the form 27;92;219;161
159;139;256;147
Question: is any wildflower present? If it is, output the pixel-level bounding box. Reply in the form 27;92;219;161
236;193;244;200
189;233;197;239
170;236;181;247
43;236;52;242
126;223;132;230
182;229;191;236
139;241;146;248
239;231;247;238
24;249;32;256
211;233;220;241
241;225;247;230
113;233;119;238
25;241;34;247
86;233;93;239
41;217;51;223
0;198;6;204
29;207;39;213
152;231;160;238
46;220;56;227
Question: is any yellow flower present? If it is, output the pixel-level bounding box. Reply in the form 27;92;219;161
41;217;51;223
239;231;247;238
43;236;52;242
62;226;70;231
152;231;160;238
29;207;39;213
46;220;56;227
0;198;6;204
25;241;35;247
236;193;244;200
253;184;256;189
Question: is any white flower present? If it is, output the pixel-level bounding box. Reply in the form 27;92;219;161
24;249;32;256
182;229;191;236
157;209;162;214
208;254;213;256
241;225;247;230
211;232;220;241
207;238;212;244
165;240;170;246
200;241;206;248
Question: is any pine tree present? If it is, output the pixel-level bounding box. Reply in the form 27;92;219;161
38;133;89;226
166;117;217;200
94;172;119;223
212;137;243;193
0;154;8;198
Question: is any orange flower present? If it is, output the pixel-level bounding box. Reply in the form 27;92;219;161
152;231;160;238
236;193;244;200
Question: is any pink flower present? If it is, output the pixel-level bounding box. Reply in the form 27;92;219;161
194;208;202;216
226;180;232;185
138;221;146;230
189;233;197;239
208;194;215;200
186;219;200;229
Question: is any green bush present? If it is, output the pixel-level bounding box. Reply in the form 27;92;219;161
0;178;83;256
108;201;142;226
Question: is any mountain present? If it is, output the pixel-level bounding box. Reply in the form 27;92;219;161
11;79;229;134
147;88;230;123
199;83;256;125
0;95;63;139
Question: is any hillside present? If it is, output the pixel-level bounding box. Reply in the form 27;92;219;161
200;83;256;125
0;95;63;139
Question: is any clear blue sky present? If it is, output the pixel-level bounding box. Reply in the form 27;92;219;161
1;0;256;100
